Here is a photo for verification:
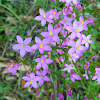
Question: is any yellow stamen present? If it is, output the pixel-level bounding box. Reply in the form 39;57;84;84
41;76;43;78
81;22;84;25
43;14;46;18
54;12;56;15
66;20;68;23
21;44;24;47
41;60;44;64
10;64;13;67
72;75;74;77
49;32;53;36
65;8;67;11
77;46;80;49
30;80;33;84
39;44;43;48
76;29;79;32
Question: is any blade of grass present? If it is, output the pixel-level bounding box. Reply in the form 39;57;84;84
0;3;21;21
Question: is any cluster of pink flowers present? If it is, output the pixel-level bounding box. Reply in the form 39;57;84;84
6;0;98;99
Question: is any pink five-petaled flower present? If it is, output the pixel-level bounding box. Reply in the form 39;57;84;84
35;71;50;87
68;39;87;57
49;8;62;20
6;60;22;75
55;93;64;100
70;72;81;82
35;55;53;70
31;37;52;54
67;19;84;39
92;69;100;85
12;35;32;57
64;64;74;73
83;61;89;69
22;73;38;89
83;71;89;80
41;24;61;43
66;90;72;97
35;8;53;26
82;34;94;48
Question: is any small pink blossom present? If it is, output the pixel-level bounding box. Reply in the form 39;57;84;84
6;60;22;75
64;64;74;73
22;73;38;88
35;55;53;70
83;61;89;69
70;72;81;82
31;37;52;54
12;35;32;57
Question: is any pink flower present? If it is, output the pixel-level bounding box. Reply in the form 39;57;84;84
83;71;89;80
52;0;56;3
35;71;50;87
66;90;72;97
70;72;81;82
82;34;94;48
35;8;53;26
27;30;30;36
35;55;53;70
68;39;87;57
83;61;89;69
56;49;64;54
92;69;100;85
22;73;38;88
12;35;32;57
41;24;61;43
6;60;22;75
76;5;82;12
61;72;66;77
49;8;62;20
67;19;84;39
64;64;74;73
59;56;65;62
62;7;72;16
56;93;64;100
31;37;52;54
60;16;73;29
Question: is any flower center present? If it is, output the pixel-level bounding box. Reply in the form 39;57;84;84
30;79;33;84
81;22;84;25
77;46;80;49
72;75;74;77
86;64;88;68
54;12;56;15
10;64;13;67
21;44;25;47
41;60;44;64
41;75;43;78
39;44;43;48
49;32;53;36
76;29;79;32
43;14;46;18
98;74;100;76
66;20;68;23
65;8;67;12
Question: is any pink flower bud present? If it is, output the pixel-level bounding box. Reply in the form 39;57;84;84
52;0;56;3
27;30;30;36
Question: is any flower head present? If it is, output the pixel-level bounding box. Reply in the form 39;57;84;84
12;35;32;57
31;37;52;54
22;73;38;89
70;72;81;82
6;60;22;75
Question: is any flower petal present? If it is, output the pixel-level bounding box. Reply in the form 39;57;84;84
20;48;26;57
41;19;46;26
43;76;50;82
24;37;32;45
48;24;53;32
24;82;30;88
16;35;23;44
43;45;52;51
12;44;20;50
